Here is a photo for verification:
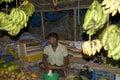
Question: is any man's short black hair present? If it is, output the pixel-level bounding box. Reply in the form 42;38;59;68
47;32;59;41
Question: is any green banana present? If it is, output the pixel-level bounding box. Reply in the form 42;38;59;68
94;1;103;23
100;7;108;26
83;0;97;30
12;24;21;36
107;29;117;50
3;23;16;31
0;12;6;20
110;43;120;56
101;25;117;48
114;32;120;46
113;51;120;60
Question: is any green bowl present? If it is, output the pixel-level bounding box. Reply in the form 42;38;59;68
43;73;59;80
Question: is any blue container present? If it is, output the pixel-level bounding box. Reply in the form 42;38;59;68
92;69;115;80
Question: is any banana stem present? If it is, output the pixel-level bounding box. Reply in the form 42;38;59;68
16;0;18;7
5;2;8;14
89;34;92;42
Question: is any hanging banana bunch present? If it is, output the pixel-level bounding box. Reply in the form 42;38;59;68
101;0;120;16
82;38;102;56
0;0;14;3
100;24;120;60
0;0;35;36
82;0;108;35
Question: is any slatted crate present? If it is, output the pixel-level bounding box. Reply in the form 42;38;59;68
17;42;43;62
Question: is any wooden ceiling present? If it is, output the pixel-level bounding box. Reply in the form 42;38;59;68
29;0;102;12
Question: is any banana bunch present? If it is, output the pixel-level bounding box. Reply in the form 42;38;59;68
83;0;108;35
82;39;102;56
0;0;14;3
20;1;35;17
100;24;120;60
101;0;120;16
0;1;35;36
0;8;28;36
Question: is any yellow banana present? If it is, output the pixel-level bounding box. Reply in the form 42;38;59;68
104;0;116;9
93;39;102;53
101;0;110;5
111;9;117;16
91;41;97;56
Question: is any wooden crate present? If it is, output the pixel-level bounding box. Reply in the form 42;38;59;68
17;42;43;62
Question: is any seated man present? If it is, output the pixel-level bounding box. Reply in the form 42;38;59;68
40;32;69;77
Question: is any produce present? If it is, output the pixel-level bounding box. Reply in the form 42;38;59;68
0;69;39;80
99;77;107;80
20;54;43;62
0;0;35;36
79;75;89;80
83;0;108;35
0;0;14;3
8;64;19;72
104;58;120;68
82;39;102;56
100;24;120;60
101;0;120;16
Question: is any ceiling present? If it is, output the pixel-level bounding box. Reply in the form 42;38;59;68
29;0;102;12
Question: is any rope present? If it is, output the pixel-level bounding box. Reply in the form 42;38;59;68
77;0;80;26
5;2;8;14
16;0;18;7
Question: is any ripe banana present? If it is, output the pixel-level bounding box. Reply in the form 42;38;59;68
102;0;120;16
82;39;102;56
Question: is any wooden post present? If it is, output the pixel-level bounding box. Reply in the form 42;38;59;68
73;9;77;41
40;12;45;40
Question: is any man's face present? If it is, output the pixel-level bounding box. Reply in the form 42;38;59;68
48;37;57;44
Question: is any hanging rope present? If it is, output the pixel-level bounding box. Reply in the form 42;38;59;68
77;0;80;26
5;2;8;14
16;0;18;7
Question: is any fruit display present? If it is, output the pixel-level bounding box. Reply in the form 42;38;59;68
82;39;102;56
19;54;43;62
100;24;120;60
0;69;39;80
101;0;120;16
103;58;120;68
0;62;20;72
0;0;35;36
0;0;14;3
82;0;108;35
6;45;18;59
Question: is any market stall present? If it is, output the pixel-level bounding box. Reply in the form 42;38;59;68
0;0;120;80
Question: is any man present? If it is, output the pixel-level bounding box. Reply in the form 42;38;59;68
40;32;69;77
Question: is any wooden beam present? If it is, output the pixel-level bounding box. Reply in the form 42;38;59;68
35;5;89;12
40;12;45;40
73;9;77;41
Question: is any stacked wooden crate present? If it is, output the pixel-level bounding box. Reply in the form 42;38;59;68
17;41;43;62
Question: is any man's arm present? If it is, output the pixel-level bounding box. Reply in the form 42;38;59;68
43;54;48;68
64;55;69;68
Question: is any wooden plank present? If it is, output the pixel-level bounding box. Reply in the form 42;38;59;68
73;9;77;41
40;12;45;40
